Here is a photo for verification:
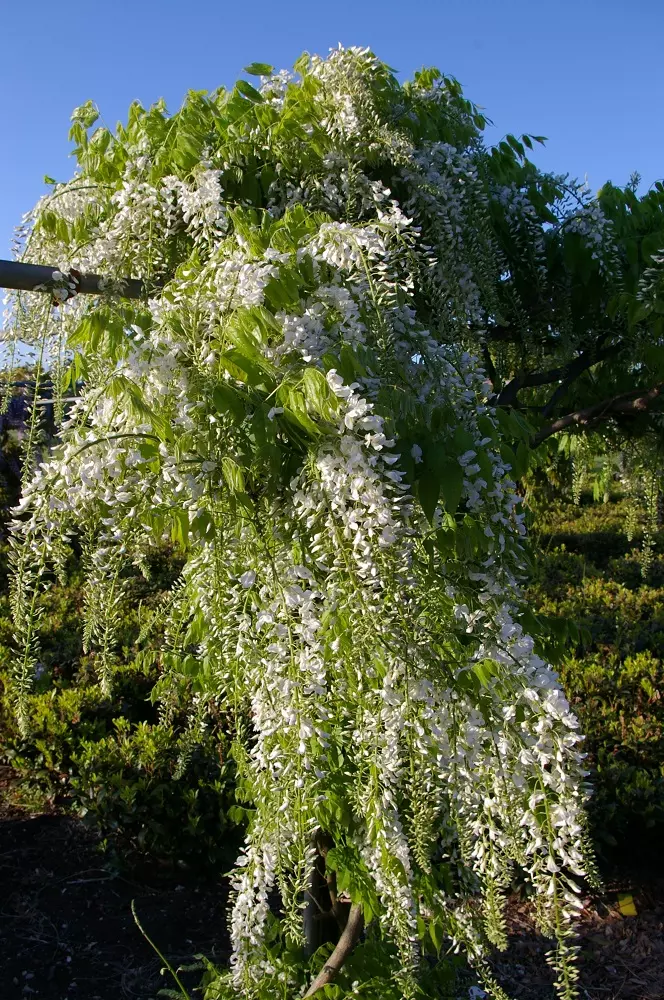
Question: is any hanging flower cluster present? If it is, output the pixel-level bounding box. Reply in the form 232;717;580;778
3;46;603;999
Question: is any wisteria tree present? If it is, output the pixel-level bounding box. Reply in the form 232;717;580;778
6;45;660;999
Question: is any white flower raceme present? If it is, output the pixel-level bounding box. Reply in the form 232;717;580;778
564;200;616;272
213;254;277;307
5;46;597;1000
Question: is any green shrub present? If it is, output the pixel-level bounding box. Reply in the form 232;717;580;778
0;542;239;868
559;649;664;844
528;498;664;855
0;652;241;868
0;656;159;791
70;717;238;868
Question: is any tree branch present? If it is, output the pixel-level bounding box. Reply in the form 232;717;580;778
540;340;623;416
496;339;622;408
497;365;565;406
304;904;365;997
532;382;664;446
326;869;349;931
481;341;497;391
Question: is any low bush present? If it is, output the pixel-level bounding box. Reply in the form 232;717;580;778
0;541;240;869
71;717;237;869
529;496;664;856
0;657;160;793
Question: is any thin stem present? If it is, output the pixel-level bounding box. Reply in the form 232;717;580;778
131;900;192;1000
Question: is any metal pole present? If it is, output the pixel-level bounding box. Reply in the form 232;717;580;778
0;259;143;299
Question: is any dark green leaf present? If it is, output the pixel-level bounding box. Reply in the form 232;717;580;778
439;459;464;515
418;470;440;524
236;80;264;104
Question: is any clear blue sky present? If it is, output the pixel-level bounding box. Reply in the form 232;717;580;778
2;0;663;258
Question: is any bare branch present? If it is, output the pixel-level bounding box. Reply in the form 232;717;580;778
540;340;623;416
304;904;365;997
0;258;144;299
497;365;567;406
532;382;664;446
496;334;624;416
496;339;622;409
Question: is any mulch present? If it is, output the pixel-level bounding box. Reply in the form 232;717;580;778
493;877;664;1000
1;775;663;1000
0;785;231;1000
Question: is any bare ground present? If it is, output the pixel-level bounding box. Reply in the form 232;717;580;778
1;777;663;1000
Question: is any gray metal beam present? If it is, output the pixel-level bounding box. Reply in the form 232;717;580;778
0;259;143;299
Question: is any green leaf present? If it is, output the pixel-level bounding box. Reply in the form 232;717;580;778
418;470;440;524
300;368;337;419
500;442;517;472
192;510;215;540
641;231;664;263
453;426;475;455
70;100;99;130
325;843;380;921
243;62;274;77
429;918;443;954
293;53;311;76
473;660;496;687
508;410;533;441
282;405;322;440
212;383;245;422
170;509;189;545
221;457;246;493
513;440;530;480
220;348;273;387
439;458;464;515
338;344;367;381
506;133;525;158
236;80;264;104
